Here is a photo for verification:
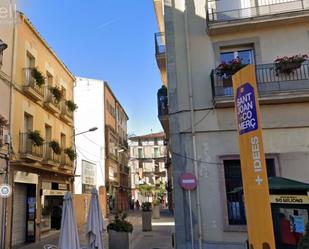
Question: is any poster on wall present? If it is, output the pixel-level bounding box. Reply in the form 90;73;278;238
82;160;97;194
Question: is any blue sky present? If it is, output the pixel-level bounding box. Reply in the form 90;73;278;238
18;0;163;136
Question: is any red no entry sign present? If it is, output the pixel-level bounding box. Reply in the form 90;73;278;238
179;173;197;190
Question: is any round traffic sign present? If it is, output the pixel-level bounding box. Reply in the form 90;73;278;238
0;184;11;198
179;173;197;190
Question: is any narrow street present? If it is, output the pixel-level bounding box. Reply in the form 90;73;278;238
13;210;174;249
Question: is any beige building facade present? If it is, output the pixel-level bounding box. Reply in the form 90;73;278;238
0;2;14;247
0;11;76;248
104;83;130;214
129;132;168;203
154;0;309;248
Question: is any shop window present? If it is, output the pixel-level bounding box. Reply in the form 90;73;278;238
277;207;308;247
224;158;275;225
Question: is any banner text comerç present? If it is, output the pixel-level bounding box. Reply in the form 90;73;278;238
232;65;276;249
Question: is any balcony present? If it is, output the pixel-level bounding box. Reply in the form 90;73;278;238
211;62;309;107
155;32;168;86
42;143;61;166
157;86;169;135
23;68;45;101
44;89;60;114
60;101;73;124
60;152;73;169
19;132;43;161
207;0;309;35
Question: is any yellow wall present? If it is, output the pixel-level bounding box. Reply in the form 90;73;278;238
12;13;75;159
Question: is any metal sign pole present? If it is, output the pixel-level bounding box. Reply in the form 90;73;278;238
188;190;194;249
179;173;197;249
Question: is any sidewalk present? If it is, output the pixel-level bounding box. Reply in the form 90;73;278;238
14;209;174;249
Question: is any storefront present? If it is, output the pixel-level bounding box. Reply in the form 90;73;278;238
269;177;309;249
231;177;309;249
12;171;38;246
40;181;68;238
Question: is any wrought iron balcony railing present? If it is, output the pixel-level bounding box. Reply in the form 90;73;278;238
19;132;43;159
211;61;309;99
23;68;45;97
155;32;166;57
43;143;61;164
60;152;73;168
44;89;61;110
207;0;309;23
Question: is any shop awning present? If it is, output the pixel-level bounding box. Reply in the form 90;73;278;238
230;177;309;193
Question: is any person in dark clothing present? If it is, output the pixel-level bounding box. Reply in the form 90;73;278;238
135;200;140;210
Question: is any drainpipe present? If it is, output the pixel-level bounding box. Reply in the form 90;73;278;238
184;1;203;249
2;2;17;249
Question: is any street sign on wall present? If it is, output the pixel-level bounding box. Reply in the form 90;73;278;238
179;173;197;191
232;65;276;249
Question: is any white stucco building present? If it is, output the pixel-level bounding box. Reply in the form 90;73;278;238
74;77;105;194
153;0;309;248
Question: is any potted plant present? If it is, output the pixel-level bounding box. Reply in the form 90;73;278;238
49;140;61;155
64;147;76;161
216;57;247;86
28;130;44;146
65;100;78;112
49;86;62;103
107;213;133;249
274;54;308;75
141;202;152;231
31;68;45;87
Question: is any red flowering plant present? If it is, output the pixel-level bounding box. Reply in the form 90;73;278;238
274;54;308;75
216;57;247;78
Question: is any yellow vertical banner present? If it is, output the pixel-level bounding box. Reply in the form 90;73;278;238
232;65;276;249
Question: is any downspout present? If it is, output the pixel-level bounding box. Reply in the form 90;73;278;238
184;1;203;249
4;2;17;249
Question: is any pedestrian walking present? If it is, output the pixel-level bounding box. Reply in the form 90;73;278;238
135;200;140;210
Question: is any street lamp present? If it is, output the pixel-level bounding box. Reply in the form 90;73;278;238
74;127;98;136
73;127;98;176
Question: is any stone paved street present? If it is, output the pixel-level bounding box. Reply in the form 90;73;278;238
13;210;174;249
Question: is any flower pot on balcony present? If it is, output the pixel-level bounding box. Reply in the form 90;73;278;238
275;63;302;75
142;211;152;231
274;54;308;75
152;204;160;219
108;230;129;249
